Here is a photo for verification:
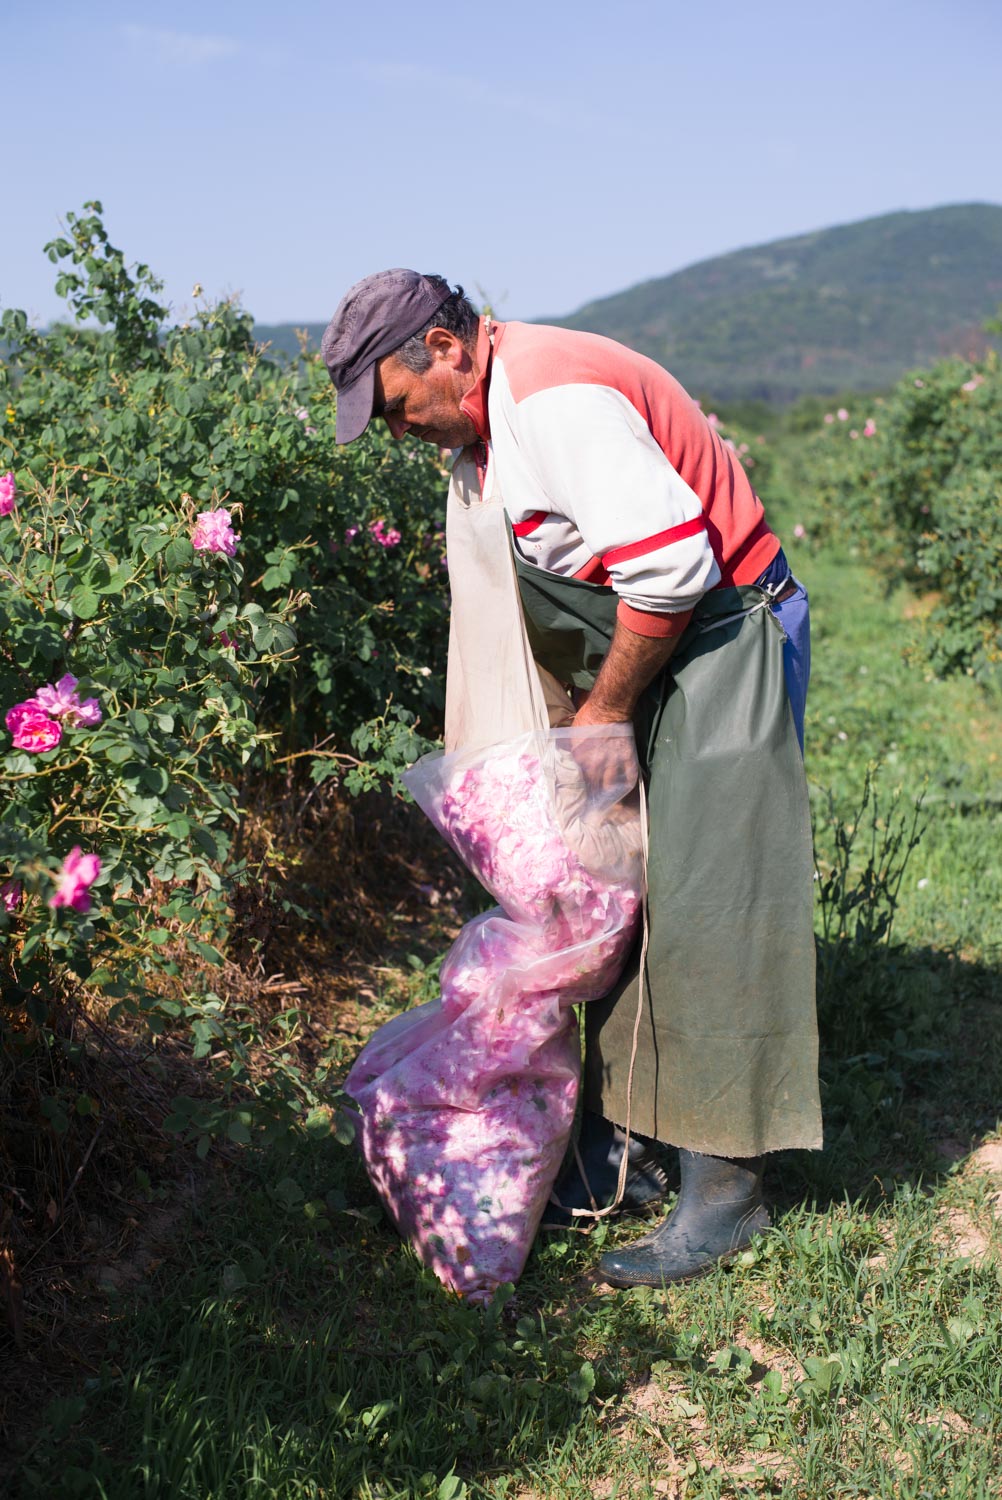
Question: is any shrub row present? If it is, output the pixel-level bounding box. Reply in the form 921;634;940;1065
796;350;1002;683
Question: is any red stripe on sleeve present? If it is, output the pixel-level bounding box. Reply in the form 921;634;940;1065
511;509;549;537
573;556;612;585
602;515;707;568
617;601;693;638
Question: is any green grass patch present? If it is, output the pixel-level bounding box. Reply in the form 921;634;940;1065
13;1120;1002;1498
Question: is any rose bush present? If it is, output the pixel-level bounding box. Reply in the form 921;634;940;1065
794;350;1002;684
0;204;454;1149
0;203;451;767
0;465;308;1140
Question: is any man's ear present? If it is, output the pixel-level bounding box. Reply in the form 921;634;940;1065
425;327;466;367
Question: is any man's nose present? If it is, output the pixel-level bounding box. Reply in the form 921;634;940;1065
385;413;410;440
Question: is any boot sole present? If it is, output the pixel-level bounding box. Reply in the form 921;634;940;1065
600;1245;746;1287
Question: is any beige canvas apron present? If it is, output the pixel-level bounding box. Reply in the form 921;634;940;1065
443;449;577;750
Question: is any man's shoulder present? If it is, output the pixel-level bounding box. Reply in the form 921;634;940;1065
494;321;674;407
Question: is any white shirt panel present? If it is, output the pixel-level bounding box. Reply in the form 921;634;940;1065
488;372;720;613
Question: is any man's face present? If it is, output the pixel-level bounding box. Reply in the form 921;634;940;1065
373;334;479;450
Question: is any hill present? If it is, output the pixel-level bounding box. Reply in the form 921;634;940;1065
546;204;1002;403
254;205;1002;404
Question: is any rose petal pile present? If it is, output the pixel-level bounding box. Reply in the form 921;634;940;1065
191;508;239;556
347;737;643;1301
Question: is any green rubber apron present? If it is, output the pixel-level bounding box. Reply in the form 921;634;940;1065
513;556;823;1156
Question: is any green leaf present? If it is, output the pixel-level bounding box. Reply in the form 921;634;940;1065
69;583;100;619
437;1474;468;1500
670;1397;703;1418
164;537;195;572
568;1361;596;1402
800;1356;843;1394
274;1177;304;1207
305;1107;331;1138
186;938;224;965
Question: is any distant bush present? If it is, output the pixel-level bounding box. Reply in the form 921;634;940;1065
798;354;1002;683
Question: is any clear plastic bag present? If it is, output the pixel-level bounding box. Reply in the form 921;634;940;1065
345;725;643;1301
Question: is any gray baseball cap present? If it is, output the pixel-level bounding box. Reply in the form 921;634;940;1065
321;269;452;444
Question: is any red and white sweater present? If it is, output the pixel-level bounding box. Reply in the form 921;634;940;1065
458;318;779;638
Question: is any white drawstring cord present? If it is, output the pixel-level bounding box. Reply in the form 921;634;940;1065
551;776;650;1223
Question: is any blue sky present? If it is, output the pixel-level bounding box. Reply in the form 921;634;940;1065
6;0;1001;328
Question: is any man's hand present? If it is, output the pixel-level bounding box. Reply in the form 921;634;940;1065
572;620;681;728
565;619;681;797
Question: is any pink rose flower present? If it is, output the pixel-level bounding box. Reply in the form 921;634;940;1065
837;408;849;421
71;698;102;727
6;702;37;736
49;847;101;914
863;419;877;437
1;879;22;914
793;524;806;540
32;673;103;727
344;525;360;542
369;519;402;549
823;413;835;424
6;703;62;752
191;508;239;557
0;472;16;516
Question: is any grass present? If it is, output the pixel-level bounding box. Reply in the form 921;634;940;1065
5;440;1002;1498
10;1123;1002;1498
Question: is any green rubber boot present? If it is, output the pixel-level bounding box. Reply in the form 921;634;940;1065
597;1150;770;1285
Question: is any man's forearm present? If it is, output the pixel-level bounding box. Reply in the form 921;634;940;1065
574;619;682;726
